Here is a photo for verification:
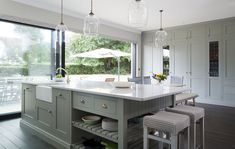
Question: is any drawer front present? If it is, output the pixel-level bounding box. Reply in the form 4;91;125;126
94;98;117;115
73;93;94;110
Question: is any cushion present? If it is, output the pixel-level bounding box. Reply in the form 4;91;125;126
176;93;198;103
166;105;205;122
143;111;190;135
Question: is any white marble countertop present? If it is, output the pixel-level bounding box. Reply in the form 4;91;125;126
21;81;65;86
52;81;190;101
22;80;190;101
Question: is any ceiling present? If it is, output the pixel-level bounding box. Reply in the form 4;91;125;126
13;0;235;31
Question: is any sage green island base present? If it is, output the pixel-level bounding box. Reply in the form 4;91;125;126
20;81;189;149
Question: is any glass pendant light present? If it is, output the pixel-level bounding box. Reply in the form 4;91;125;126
56;0;68;31
128;0;148;28
155;10;167;47
83;0;99;36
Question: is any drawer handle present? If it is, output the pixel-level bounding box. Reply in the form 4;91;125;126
80;99;85;104
25;88;29;90
102;104;108;109
48;110;52;113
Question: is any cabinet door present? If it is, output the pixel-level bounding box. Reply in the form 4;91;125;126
22;84;36;120
173;40;190;86
52;89;71;142
143;42;153;75
189;37;206;97
36;100;53;129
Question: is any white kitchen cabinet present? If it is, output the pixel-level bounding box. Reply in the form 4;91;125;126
142;18;235;102
189;33;207;98
143;42;153;76
173;39;190;86
224;36;235;78
36;100;53;130
22;84;36;122
52;88;72;143
143;40;162;76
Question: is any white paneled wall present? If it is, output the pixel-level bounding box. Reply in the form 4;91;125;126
142;18;235;105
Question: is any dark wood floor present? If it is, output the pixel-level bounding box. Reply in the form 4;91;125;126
0;103;235;149
0;118;56;149
197;103;235;149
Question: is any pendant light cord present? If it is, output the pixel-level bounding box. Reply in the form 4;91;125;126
160;10;163;30
90;0;94;15
61;0;64;24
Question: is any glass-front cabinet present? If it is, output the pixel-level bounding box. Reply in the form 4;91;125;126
209;41;219;77
163;45;170;76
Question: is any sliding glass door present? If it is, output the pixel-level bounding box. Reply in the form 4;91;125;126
0;20;54;116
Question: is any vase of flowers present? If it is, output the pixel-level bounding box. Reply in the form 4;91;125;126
152;73;167;83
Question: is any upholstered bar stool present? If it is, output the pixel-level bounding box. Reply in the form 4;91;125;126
175;93;198;106
166;105;205;149
143;111;190;149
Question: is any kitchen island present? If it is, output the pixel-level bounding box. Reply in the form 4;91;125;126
20;81;189;149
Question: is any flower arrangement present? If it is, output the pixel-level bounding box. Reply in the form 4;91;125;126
152;73;167;83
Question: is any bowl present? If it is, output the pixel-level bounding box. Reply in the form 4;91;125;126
102;118;118;131
112;82;133;88
82;115;101;125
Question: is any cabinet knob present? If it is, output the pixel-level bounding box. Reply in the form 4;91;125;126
59;94;62;97
48;110;52;113
102;104;108;109
25;87;29;90
80;99;85;104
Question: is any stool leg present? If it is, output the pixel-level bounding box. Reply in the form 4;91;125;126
193;98;196;106
201;118;205;149
187;126;190;149
158;131;163;149
178;133;180;149
185;100;188;105
143;126;149;149
192;123;196;149
171;134;178;149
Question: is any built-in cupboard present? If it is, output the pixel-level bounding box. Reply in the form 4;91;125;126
142;18;235;104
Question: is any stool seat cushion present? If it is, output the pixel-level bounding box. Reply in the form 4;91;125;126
143;111;190;135
166;105;205;122
176;93;198;102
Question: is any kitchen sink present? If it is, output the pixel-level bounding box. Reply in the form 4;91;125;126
36;82;65;103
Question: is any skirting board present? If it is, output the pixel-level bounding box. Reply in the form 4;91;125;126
20;119;71;149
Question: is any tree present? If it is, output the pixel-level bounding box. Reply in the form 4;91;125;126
14;25;51;64
66;34;131;74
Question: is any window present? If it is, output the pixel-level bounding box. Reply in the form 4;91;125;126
65;31;132;82
0;20;54;115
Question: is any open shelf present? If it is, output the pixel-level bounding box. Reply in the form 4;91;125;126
72;121;118;143
72;120;145;149
72;143;85;149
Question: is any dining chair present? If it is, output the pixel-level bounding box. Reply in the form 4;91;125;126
105;78;115;82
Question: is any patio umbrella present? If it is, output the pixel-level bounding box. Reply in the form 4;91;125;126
72;48;131;81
